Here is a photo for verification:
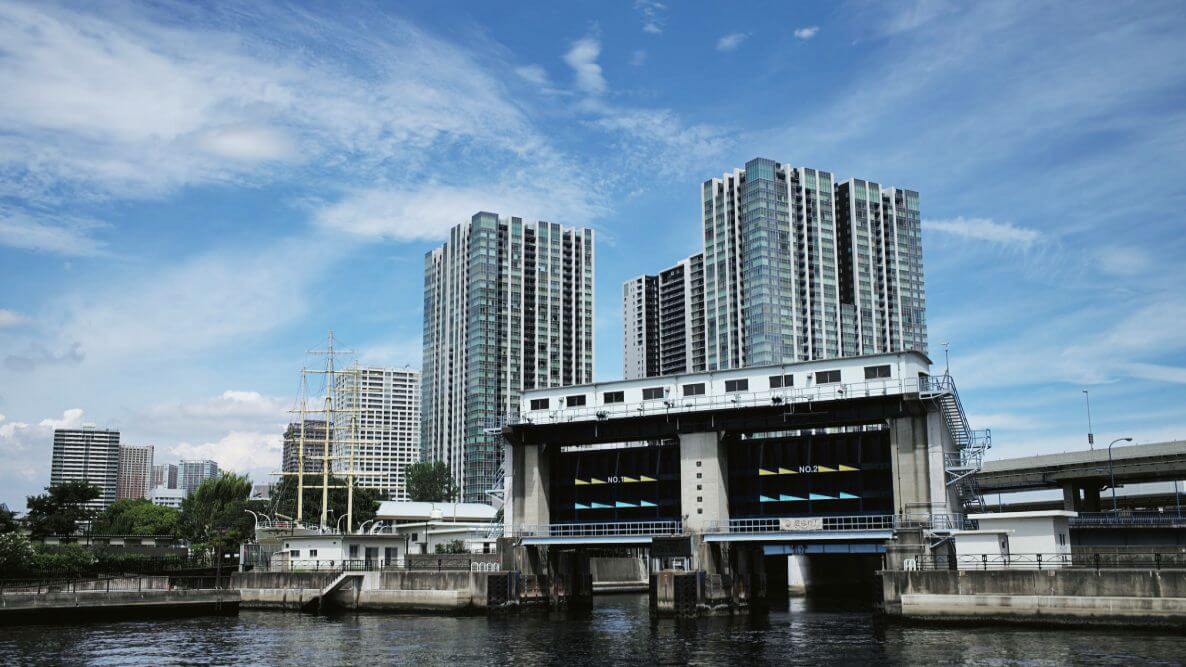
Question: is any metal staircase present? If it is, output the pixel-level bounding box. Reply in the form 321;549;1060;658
921;375;991;512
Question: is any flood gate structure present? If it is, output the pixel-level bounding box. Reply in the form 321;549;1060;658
502;351;989;615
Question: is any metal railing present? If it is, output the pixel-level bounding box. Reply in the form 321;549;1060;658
1071;511;1186;527
706;513;969;534
511;377;933;426
0;574;232;595
513;520;683;538
912;552;1186;571
259;558;396;572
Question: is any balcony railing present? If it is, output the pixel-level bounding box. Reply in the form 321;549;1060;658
1071;511;1186;527
911;551;1186;571
706;513;969;534
513;520;683;538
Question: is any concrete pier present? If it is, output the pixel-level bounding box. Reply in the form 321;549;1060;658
234;570;521;613
881;568;1186;627
0;577;238;624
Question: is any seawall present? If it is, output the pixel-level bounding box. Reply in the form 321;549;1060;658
881;569;1186;627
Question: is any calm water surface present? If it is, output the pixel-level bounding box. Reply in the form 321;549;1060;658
2;594;1184;665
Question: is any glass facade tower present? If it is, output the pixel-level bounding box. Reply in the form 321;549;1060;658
423;212;595;502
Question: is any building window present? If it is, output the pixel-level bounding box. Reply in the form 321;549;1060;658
769;374;793;388
642;387;665;400
291;550;301;558
864;365;891;379
603;391;625;404
529;398;549;410
565;395;587;407
349;545;359;558
724;379;749;392
682;383;705;396
309;549;318;557
815;370;841;384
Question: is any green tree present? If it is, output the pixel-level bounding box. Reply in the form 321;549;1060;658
24;481;101;537
434;539;466;554
179;473;255;555
405;461;458;502
267;474;380;530
92;499;180;536
0;532;34;570
0;504;18;533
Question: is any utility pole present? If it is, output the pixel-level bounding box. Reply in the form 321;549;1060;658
1083;389;1095;450
942;342;950;376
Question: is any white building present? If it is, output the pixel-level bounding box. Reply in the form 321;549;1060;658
263;501;499;569
953;510;1076;569
179;459;219;494
150;485;186;509
51;426;121;510
335;366;421;500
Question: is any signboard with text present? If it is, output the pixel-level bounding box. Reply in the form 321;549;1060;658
778;517;824;531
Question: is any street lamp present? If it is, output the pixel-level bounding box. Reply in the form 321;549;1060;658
1083;389;1095;450
1107;437;1134;512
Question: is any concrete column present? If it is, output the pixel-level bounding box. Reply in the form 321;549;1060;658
889;415;944;515
678;432;729;533
1062;482;1078;511
1083;484;1102;512
511;442;550;531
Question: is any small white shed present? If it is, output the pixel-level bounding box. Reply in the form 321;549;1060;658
952;510;1076;569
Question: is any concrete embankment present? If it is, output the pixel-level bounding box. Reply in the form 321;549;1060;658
234;570;505;612
881;569;1186;627
0;577;239;624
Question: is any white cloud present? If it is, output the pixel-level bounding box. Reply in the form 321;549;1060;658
0;2;544;204
630;50;648;67
794;26;819;40
4;341;84;373
1094;246;1153;277
514;64;549;86
716;33;748;52
39;407;86;430
316;182;606;242
0;309;30;328
924;217;1041;247
170;431;282;478
634;0;667;34
0;209;108;256
565;37;607;96
194;125;296;162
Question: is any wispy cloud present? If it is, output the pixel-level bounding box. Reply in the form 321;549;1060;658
0;309;30;329
924;217;1041;247
514;64;549;86
716;33;748;52
634;0;666;34
564;36;607;95
630;50;647;67
0;209;108;257
793;26;819;40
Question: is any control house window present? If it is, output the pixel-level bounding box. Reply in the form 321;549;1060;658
864;365;891;379
815;370;842;384
529;398;549;410
603;391;625;404
642;387;665;400
724;379;749;392
769;374;794;388
565;395;587;407
682;383;706;396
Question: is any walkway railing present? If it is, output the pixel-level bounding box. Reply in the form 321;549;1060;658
1071;511;1186;527
513;521;683;538
912;552;1186;571
706;513;969;534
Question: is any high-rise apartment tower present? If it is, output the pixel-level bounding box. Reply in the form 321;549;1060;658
117;444;153;500
335;366;421;500
50;427;121;510
423;212;595;502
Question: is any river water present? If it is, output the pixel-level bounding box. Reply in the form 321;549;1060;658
2;594;1184;665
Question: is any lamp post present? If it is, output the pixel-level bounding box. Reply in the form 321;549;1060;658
1107;437;1133;512
1083;389;1095;450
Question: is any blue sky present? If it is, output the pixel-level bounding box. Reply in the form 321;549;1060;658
1;0;1185;509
